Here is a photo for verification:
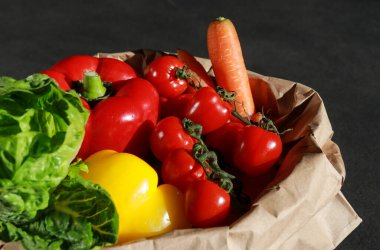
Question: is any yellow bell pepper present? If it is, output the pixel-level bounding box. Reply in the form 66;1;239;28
81;150;190;243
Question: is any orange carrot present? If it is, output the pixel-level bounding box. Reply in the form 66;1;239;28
207;17;255;116
177;49;216;89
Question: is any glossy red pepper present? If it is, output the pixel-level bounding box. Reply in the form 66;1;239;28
44;55;137;89
144;56;188;98
161;149;206;192
41;56;160;160
150;116;195;162
160;93;194;119
185;87;230;134
205;122;244;164
86;78;159;159
185;180;230;228
233;126;282;176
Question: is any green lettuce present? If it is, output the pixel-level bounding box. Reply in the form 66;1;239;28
0;163;118;250
0;74;89;224
0;74;118;249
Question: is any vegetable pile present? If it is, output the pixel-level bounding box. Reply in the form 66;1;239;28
0;17;289;249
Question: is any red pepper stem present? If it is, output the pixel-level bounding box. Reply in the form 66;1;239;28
182;118;235;193
175;66;192;80
82;71;107;100
216;86;252;125
175;66;204;90
217;86;293;135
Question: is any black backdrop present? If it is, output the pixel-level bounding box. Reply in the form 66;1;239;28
1;0;378;249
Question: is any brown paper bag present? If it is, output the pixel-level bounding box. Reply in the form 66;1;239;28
281;191;362;249
97;50;361;249
0;50;361;250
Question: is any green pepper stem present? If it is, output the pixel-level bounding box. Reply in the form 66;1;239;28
82;71;106;100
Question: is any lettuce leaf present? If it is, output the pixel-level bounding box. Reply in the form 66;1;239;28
0;164;118;250
0;75;118;249
0;74;89;224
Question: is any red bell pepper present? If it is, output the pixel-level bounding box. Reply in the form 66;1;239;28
41;55;159;160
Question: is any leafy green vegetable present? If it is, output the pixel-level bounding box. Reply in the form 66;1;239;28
0;221;62;250
0;182;50;224
0;74;89;224
0;75;118;249
0;165;118;250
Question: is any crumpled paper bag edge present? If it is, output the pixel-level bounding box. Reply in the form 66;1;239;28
279;191;362;250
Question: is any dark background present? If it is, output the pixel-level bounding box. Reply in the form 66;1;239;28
0;0;378;249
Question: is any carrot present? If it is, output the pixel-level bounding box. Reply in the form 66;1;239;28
207;17;255;116
177;49;216;89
